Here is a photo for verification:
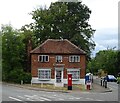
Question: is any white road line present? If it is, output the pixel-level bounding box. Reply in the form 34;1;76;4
109;86;118;90
9;96;22;101
24;95;33;98
18;96;24;99
38;96;52;101
24;95;40;101
96;99;104;101
46;96;55;98
86;98;94;100
58;98;64;100
18;95;34;101
26;98;35;101
32;95;52;101
75;97;82;99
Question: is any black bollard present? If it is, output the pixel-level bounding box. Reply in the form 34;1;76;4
105;79;107;88
101;78;102;86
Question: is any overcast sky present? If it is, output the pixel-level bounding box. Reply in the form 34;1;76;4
0;0;119;56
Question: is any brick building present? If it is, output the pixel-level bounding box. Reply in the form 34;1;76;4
30;39;86;87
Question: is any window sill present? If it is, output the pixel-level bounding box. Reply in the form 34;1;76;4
38;79;51;81
71;79;80;81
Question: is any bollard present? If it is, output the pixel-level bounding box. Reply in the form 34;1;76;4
41;83;43;87
103;79;105;87
101;78;102;86
105;79;107;88
21;80;23;85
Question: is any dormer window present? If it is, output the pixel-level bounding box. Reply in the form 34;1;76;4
38;55;49;62
56;55;62;62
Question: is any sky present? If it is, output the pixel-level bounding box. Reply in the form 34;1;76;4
0;0;119;56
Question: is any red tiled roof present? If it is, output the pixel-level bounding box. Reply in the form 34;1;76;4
30;39;86;54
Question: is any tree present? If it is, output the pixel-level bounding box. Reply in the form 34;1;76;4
87;50;119;76
20;24;36;72
2;24;31;82
115;50;120;75
31;2;95;59
0;30;2;81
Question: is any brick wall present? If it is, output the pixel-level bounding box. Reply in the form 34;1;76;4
31;54;86;79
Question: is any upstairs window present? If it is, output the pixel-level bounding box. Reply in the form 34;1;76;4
69;55;80;62
38;55;49;62
56;55;62;62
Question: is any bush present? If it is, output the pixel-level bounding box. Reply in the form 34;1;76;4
22;72;32;84
6;69;32;84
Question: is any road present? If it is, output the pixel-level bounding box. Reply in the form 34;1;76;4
1;82;118;102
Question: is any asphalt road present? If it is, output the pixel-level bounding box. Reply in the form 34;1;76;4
1;82;118;102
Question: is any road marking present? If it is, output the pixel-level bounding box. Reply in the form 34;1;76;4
18;96;24;99
86;98;94;100
18;95;34;101
33;95;52;101
24;95;33;98
9;96;22;101
46;96;55;98
38;96;52;101
26;98;34;101
109;85;118;90
75;97;82;99
96;99;104;101
58;98;64;100
24;95;40;101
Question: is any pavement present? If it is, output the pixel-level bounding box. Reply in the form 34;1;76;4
2;82;112;93
91;82;112;93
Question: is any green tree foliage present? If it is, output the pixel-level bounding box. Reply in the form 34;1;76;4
31;2;95;59
20;24;36;72
117;51;120;73
0;31;2;81
87;50;119;76
2;24;31;83
8;69;31;84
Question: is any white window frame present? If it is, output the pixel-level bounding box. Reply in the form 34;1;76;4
56;55;62;62
67;69;80;80
38;55;49;62
69;55;80;62
38;69;51;80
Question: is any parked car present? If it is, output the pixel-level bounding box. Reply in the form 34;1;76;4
106;75;117;82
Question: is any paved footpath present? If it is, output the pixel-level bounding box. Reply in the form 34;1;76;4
91;83;112;93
